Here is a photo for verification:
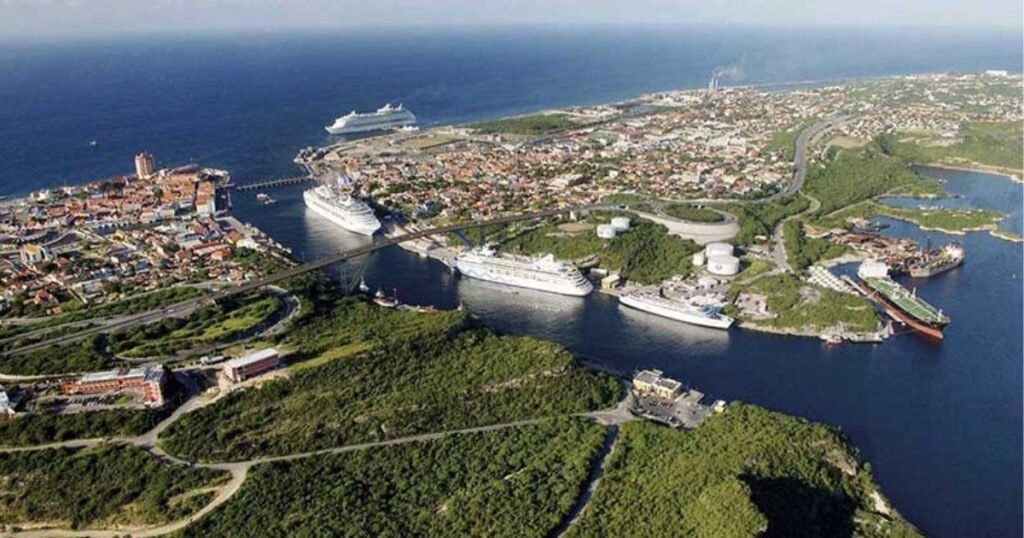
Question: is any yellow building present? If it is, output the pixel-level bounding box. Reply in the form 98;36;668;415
633;369;682;400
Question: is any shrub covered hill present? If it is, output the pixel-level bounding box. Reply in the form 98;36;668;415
568;404;921;538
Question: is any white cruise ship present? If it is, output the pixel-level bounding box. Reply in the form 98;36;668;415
619;292;734;330
302;184;381;236
455;247;593;297
325;104;417;135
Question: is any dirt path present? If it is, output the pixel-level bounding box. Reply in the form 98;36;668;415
5;389;638;537
548;425;621;538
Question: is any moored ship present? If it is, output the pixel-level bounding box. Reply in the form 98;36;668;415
855;261;950;339
302;183;381;236
619;291;734;330
455;247;593;297
325;103;417;135
909;243;965;278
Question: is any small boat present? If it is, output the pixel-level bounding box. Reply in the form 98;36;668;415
373;288;400;308
822;333;844;346
89;140;98;147
256;193;276;205
358;278;370;294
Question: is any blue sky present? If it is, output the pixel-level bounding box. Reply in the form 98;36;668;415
2;0;1022;39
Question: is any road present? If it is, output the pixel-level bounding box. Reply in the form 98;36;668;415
2;385;638;538
549;425;620;538
770;116;847;272
4;204;631;356
4;117;848;356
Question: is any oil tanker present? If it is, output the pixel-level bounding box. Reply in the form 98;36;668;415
854;261;950;340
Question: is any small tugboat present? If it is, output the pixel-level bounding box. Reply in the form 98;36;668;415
822;333;844;346
256;192;277;205
373;288;400;308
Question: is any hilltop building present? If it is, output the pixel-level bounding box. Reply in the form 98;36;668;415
62;366;168;406
224;348;280;382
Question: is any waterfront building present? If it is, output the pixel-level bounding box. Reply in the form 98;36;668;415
134;152;155;179
224;348;280;382
601;273;621;290
62;367;168;406
633;369;683;399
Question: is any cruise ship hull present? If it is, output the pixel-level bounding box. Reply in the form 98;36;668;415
455;260;592;297
303;191;381;236
619;294;734;330
325;120;416;135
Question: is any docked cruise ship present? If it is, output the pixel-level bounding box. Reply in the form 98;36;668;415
455;247;593;297
324;104;417;135
619;291;734;330
302;184;381;236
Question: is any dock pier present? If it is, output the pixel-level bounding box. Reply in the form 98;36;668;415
232;175;314;192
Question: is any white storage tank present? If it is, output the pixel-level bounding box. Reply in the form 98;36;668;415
692;252;706;267
596;224;618;239
610;217;631;232
857;260;890;279
705;242;734;257
706;254;740;276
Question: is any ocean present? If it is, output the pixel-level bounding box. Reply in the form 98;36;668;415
1;27;1022;537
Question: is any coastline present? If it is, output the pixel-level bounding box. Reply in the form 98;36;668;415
735;320;887;343
917;162;1023;184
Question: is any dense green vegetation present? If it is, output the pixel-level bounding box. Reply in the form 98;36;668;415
600;193;649;205
0;336;111;375
0;407;170;447
502;215;702;284
662;203;725;223
106;294;280;357
229;247;289;275
731;274;879;333
805;145;936;215
180;419;604;537
879;121;1024;172
722;196;811;245
0;445;226;530
828;201;1005;234
469;113;578;135
569;405;920;538
161;298;619;462
783;220;847;272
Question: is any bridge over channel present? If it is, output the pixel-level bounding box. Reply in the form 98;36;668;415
232;175;313;192
4;204;612;355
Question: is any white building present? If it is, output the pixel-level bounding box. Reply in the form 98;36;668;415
633;369;683;399
596;224;617;239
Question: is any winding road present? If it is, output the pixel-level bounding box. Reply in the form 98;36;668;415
1;378;638;537
0;117;842;537
771;116;849;272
